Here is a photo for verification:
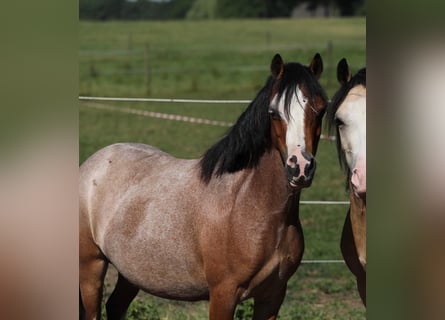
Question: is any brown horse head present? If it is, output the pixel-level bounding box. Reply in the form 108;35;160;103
199;53;327;190
268;53;327;188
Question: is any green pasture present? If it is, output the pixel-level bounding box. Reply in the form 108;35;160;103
80;18;366;319
79;18;365;100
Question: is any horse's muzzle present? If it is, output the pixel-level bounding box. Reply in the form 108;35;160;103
351;158;366;200
285;151;316;188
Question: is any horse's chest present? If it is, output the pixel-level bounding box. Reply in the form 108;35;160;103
276;225;304;279
242;225;303;299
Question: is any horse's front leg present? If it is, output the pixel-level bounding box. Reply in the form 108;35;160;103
341;209;366;305
252;285;286;320
208;283;239;320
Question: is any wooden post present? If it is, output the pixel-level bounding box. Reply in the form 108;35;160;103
144;43;151;95
265;30;271;50
327;40;333;89
128;33;133;69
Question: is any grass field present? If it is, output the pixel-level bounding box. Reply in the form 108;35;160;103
80;18;366;319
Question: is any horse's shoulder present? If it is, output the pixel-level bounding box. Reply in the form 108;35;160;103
92;142;169;161
81;143;165;176
107;142;163;155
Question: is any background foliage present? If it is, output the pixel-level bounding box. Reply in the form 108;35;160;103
79;0;366;20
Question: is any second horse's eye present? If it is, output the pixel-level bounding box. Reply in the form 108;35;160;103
268;108;281;120
334;116;345;127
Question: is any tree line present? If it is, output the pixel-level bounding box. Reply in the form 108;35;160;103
80;0;365;20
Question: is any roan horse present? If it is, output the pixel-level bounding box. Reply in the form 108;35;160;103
79;53;328;320
327;58;366;305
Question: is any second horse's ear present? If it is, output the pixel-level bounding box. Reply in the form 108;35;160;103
309;53;323;80
271;53;284;79
337;58;352;85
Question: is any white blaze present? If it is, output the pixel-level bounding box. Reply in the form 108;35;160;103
271;86;307;155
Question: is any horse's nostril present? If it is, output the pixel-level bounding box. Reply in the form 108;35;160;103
304;158;316;177
286;155;300;177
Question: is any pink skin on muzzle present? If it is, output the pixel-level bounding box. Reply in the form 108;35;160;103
286;146;315;188
351;156;366;199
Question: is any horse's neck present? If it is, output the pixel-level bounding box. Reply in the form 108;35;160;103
237;149;301;221
349;181;366;217
349;181;366;268
203;149;300;219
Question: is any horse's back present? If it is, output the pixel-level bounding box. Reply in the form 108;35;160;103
79;142;171;252
79;142;169;236
79;143;209;300
80;142;168;178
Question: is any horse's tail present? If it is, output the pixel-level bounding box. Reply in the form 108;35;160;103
79;288;86;320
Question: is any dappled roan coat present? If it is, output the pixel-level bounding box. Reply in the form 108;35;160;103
79;53;327;320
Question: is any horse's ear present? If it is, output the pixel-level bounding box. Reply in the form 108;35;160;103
271;53;284;79
309;53;323;80
337;58;352;85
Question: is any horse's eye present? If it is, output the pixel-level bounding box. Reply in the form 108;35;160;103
268;109;281;120
334;117;345;128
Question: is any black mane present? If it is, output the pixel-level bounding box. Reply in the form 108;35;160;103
327;67;366;182
199;62;327;183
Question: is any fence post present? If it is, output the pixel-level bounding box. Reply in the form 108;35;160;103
327;40;333;89
144;43;151;95
265;30;271;49
128;33;133;69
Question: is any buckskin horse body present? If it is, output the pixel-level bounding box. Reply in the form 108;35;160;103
79;53;327;320
328;58;366;305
